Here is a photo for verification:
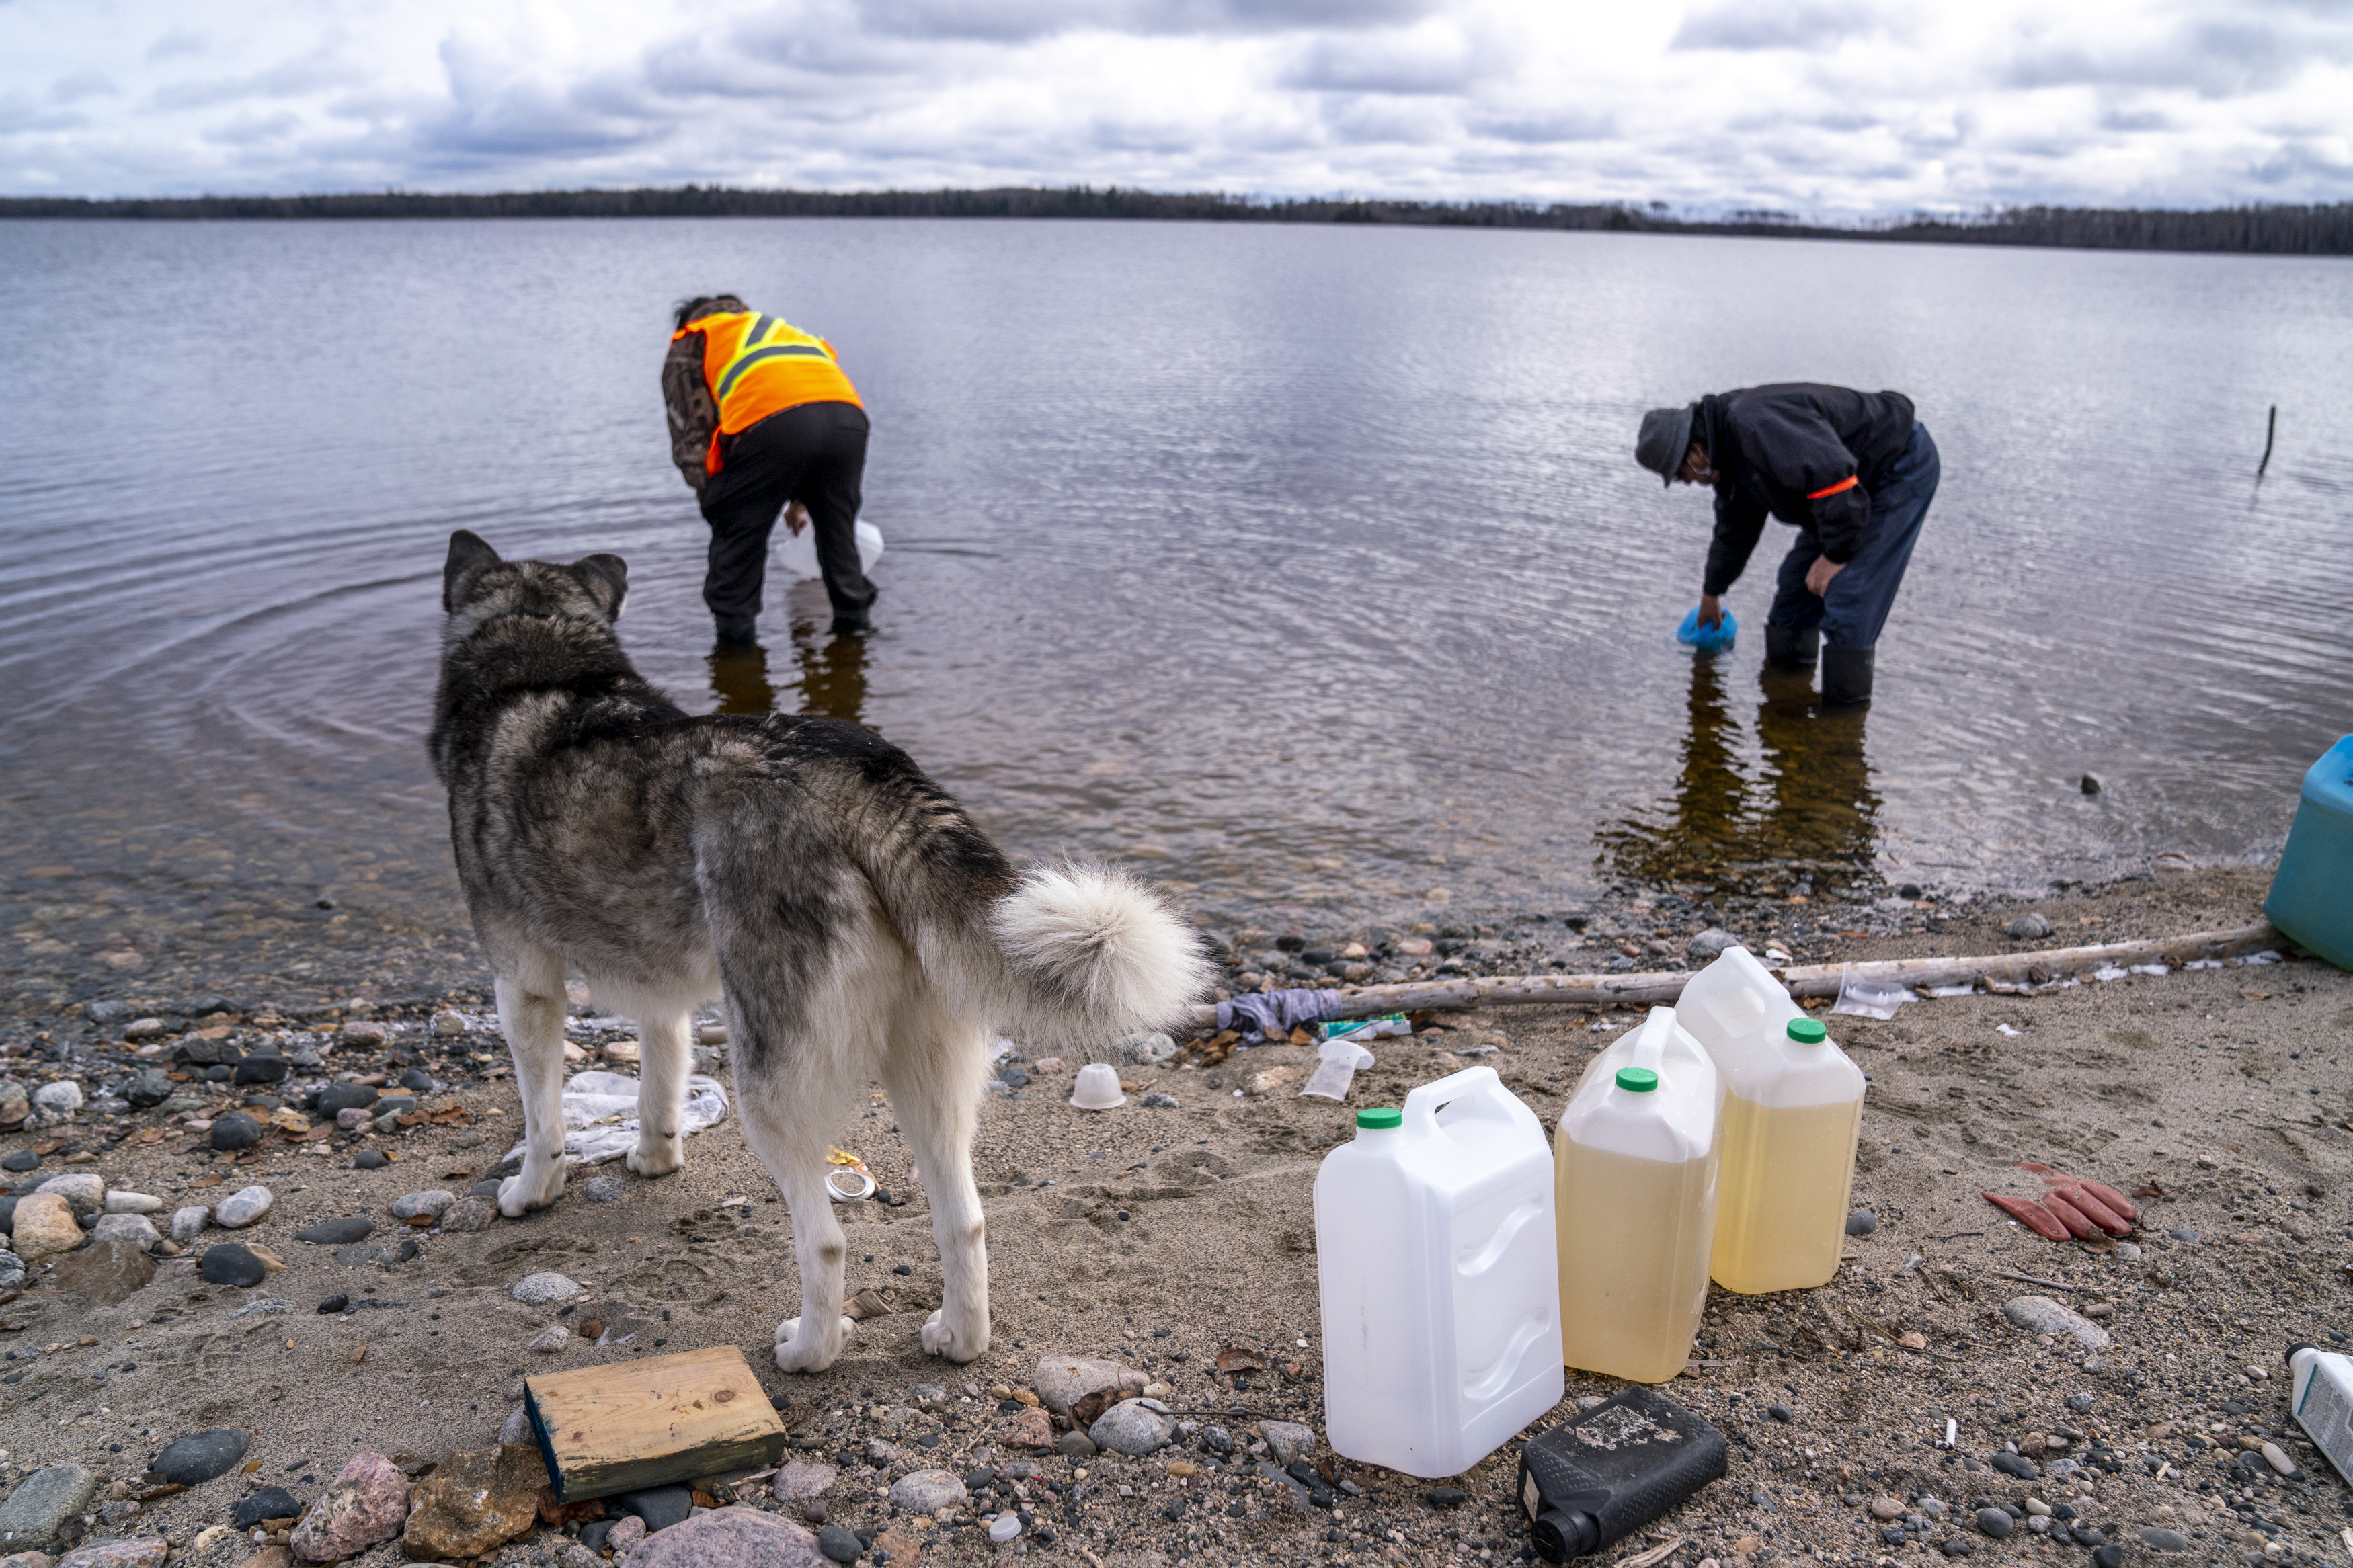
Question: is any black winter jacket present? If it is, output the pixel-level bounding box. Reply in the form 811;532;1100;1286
1697;384;1916;596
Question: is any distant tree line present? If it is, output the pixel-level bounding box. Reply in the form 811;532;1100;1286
3;184;2348;256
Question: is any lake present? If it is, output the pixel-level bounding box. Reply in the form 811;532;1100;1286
2;216;2347;1002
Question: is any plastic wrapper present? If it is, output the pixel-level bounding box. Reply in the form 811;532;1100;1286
1831;971;1912;1020
502;1069;729;1166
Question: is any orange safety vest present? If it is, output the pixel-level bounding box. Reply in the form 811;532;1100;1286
676;309;863;473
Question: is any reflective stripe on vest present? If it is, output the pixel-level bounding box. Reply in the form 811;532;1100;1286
678;311;863;454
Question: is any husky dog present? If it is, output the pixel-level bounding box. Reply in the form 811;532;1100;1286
428;532;1205;1370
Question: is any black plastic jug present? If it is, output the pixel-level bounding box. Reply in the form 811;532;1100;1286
1516;1386;1728;1561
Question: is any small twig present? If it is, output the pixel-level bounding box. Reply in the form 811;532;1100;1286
1931;1231;1986;1242
1992;1270;2087;1293
1619;1534;1687;1568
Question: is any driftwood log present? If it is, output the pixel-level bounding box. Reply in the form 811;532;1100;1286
1172;921;2284;1030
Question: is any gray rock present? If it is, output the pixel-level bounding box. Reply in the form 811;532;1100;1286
335;1108;374;1131
198;1244;265;1288
350;1150;389;1170
1201;1425;1234;1456
0;1464;98;1550
50;1238;155;1305
2005;913;2052;940
909;1383;948;1406
227;1296;294;1320
208;1112;262;1151
1975;1507;2013;1538
498;1407;531;1445
1845;1209;1878;1236
0;1251;22;1290
1687;928;1743;960
91;1214;160;1251
391;1190;455;1221
369;1112;402;1135
622;1507;828;1567
34;1174;104;1218
440;1195;495;1233
316;1083;379;1118
772;1462;834;1503
102;1192;162;1216
611;1485;694;1532
1031;1354;1146;1415
2002;1295;2111;1349
1090;1399;1176;1456
2261;1441;2296;1475
585;1176;625;1203
124;1069;174;1109
512;1272;584;1305
530;1325;571;1354
212;1185;273;1229
294;1216;374;1245
31;1081;83;1116
1109;1032;1179;1065
149;1428;248;1485
817;1522;863;1562
169;1206;210;1243
431;1011;468;1037
887;1469;969;1514
864;1438;898;1464
1258;1421;1316;1464
1055;1432;1096;1458
2165;1227;2196;1243
1140;1093;1181;1108
2136;1526;2189;1551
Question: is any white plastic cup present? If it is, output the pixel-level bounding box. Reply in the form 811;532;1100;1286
1070;1063;1125;1110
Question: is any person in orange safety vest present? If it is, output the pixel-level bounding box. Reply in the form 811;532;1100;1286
663;294;876;641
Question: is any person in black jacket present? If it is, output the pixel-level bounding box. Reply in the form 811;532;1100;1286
1634;384;1939;706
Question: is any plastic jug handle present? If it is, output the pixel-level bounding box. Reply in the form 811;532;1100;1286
1402;1065;1507;1137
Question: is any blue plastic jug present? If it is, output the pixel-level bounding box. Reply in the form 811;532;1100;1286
2265;733;2353;972
1675;606;1737;653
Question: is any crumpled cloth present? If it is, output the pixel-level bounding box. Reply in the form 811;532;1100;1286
1216;988;1345;1041
502;1069;730;1166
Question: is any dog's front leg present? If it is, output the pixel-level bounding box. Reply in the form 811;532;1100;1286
495;963;570;1216
626;1010;692;1178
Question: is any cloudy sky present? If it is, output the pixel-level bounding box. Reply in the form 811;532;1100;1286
4;0;2348;212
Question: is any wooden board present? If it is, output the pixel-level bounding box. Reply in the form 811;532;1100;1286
524;1345;787;1501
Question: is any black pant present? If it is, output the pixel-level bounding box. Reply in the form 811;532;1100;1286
699;401;874;626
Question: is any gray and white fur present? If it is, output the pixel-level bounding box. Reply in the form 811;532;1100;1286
428;531;1207;1371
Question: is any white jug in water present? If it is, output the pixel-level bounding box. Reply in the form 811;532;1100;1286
1675;946;1865;1294
1316;1067;1562;1479
774;519;885;583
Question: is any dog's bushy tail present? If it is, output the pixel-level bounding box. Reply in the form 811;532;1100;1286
987;862;1209;1045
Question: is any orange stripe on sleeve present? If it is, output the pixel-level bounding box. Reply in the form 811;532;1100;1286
1806;475;1859;500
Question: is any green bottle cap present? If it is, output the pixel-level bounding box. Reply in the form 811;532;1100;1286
1357;1107;1402;1129
1614;1067;1659;1094
1787;1018;1829;1044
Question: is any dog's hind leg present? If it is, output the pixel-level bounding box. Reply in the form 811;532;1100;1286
737;1055;861;1372
626;1009;693;1178
879;1021;992;1364
494;946;570;1216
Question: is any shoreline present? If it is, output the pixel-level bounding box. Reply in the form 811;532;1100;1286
1;866;2350;1566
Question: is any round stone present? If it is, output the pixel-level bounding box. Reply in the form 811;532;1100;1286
103;1191;164;1215
816;1524;862;1563
1088;1399;1175;1456
988;1514;1023;1544
1846;1209;1878;1236
510;1272;585;1305
391;1190;456;1221
317;1084;379;1118
32;1081;83;1115
1055;1432;1096;1458
151;1427;250;1485
584;1177;625;1203
208;1112;262;1151
293;1216;375;1245
887;1469;969;1514
213;1186;274;1228
1976;1507;2014;1538
351;1151;389;1170
0;1151;38;1173
233;1056;290;1085
35;1173;105;1216
198;1243;266;1288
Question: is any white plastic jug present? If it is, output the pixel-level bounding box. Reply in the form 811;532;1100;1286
1675;947;1866;1294
1554;1008;1720;1385
2290;1344;2353;1483
774;519;885;583
1316;1067;1563;1479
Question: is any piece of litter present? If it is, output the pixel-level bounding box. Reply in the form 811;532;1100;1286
2129;964;2169;977
2239;951;2281;966
2185;958;2224;971
1833;972;1912;1020
1925;983;1977;999
1944;1417;1958;1447
502;1071;728;1167
1299;1037;1375;1103
1996;1024;2020;1036
2092;966;2128;981
1765;948;1792;964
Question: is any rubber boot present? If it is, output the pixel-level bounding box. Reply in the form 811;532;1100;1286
1821;645;1876;707
1765;623;1820;671
713;613;758;647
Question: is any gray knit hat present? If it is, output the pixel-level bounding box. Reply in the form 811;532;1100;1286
1635;405;1696;485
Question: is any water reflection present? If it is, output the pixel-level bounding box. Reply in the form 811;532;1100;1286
705;618;871;729
1596;653;1882;891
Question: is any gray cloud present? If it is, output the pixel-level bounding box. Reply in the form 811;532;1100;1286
1281;32;1486;95
145;28;208;62
857;0;1437;42
1670;0;1891;54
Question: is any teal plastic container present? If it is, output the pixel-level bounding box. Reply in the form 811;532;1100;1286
2265;734;2353;972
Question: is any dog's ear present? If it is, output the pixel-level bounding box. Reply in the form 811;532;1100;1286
444;531;502;613
571;553;629;620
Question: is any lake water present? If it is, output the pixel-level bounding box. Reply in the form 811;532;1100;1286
2;217;2348;1003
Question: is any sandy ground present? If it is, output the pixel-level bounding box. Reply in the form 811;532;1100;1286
1;867;2350;1567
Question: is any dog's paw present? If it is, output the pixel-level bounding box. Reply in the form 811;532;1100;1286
626;1138;683;1178
773;1315;856;1373
497;1168;563;1219
920;1309;988;1364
